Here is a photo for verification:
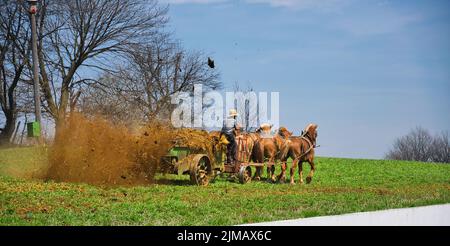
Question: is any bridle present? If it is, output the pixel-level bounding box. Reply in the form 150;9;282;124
301;131;316;148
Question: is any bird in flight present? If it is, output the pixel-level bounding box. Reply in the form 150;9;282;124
208;57;215;69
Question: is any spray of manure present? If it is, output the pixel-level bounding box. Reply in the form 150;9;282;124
46;113;175;185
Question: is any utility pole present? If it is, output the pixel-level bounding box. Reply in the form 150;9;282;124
28;0;42;141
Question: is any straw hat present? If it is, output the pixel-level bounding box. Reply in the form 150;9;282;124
228;109;238;117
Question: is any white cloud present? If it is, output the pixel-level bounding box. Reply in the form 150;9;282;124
245;0;344;9
160;0;227;4
161;0;348;10
336;9;423;36
161;0;422;37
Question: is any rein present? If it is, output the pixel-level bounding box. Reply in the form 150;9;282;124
292;132;316;162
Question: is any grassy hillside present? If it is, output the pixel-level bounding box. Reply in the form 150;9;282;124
0;147;449;225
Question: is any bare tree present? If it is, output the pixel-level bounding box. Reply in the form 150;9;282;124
0;0;32;145
80;33;220;124
79;74;145;124
386;127;450;163
232;82;257;132
430;132;449;163
34;0;168;132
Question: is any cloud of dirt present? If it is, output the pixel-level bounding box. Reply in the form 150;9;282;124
46;113;174;186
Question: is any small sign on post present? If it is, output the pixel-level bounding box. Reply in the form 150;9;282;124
27;121;41;138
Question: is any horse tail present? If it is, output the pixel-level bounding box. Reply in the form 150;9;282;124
279;139;291;161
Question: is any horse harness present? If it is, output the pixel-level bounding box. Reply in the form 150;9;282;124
291;133;316;162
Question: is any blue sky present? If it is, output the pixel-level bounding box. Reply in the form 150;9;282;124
161;0;450;159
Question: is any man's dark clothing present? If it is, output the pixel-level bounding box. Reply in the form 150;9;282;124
222;117;238;164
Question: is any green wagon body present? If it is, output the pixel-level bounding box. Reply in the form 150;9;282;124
161;136;255;186
160;145;215;185
167;146;190;161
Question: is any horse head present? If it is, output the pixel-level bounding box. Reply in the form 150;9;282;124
303;123;318;144
278;126;293;139
259;123;272;134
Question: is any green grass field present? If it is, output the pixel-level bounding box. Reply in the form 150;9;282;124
0;147;449;225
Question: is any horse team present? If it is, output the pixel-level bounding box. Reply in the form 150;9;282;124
214;123;319;185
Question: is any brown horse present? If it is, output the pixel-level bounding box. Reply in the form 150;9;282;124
280;124;318;184
251;127;292;182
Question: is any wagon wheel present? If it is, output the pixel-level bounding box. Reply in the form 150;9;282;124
238;165;252;184
189;155;212;186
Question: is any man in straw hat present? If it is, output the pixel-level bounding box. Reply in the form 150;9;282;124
221;109;240;165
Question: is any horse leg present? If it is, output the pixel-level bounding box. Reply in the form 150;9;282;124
306;160;315;184
267;165;275;183
290;159;298;185
298;161;304;184
270;160;276;183
266;165;271;182
251;143;262;181
278;162;287;183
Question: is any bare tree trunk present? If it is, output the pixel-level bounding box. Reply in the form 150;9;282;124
0;111;16;145
0;0;30;146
